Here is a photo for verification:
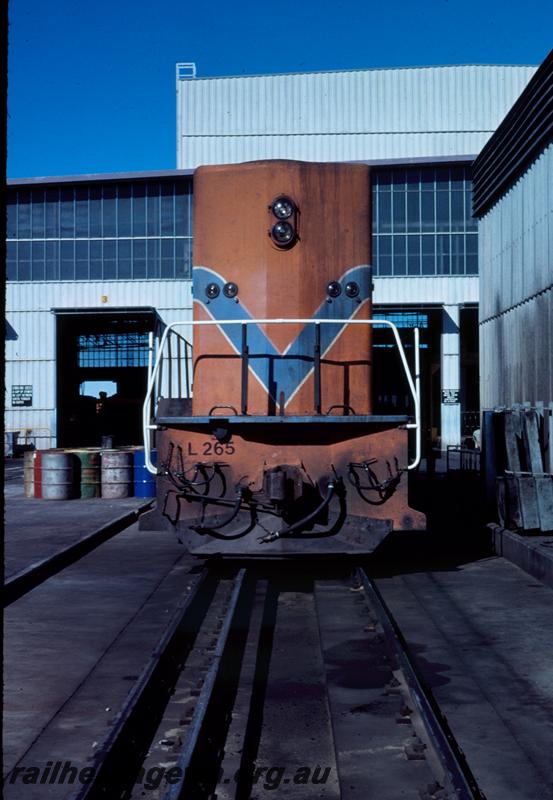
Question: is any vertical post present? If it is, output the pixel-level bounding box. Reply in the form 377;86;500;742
157;350;164;403
413;326;421;468
185;340;191;398
147;331;155;420
177;335;182;398
314;322;321;414
167;335;173;397
441;304;461;448
241;323;248;415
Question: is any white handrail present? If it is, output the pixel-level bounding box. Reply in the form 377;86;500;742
405;326;421;470
143;318;421;473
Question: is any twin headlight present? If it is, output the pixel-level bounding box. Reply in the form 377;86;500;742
326;280;360;300
205;281;239;300
204;194;361;302
269;195;298;248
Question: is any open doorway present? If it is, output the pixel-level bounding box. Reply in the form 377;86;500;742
55;308;158;448
372;306;442;450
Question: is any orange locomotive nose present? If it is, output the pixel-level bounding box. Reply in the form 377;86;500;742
144;159;425;555
191;160;373;418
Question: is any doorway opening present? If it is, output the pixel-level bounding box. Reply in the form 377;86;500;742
55;308;158;448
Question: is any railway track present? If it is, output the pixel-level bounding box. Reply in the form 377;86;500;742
70;563;486;800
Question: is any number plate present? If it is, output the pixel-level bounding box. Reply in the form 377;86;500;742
185;440;235;457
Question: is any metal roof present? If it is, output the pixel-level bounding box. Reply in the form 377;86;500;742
179;63;538;81
473;49;553;217
7;169;193;187
177;64;537;168
6;156;475;189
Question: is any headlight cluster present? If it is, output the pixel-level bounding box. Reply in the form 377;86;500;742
269;195;298;248
325;280;361;300
205;281;239;301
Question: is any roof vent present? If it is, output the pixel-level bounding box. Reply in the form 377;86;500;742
176;63;197;80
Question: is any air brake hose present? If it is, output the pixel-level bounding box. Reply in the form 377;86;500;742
259;481;336;543
192;486;248;533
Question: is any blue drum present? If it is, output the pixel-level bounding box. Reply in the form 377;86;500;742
133;448;157;498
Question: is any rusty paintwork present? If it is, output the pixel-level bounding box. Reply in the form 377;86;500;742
154;422;425;555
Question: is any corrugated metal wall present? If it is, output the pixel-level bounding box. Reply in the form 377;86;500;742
177;65;536;168
374;276;478;305
5;280;193;447
479;144;553;408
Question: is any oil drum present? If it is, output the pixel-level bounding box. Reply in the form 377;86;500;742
41;452;77;500
101;450;133;499
70;449;101;498
133;448;157;498
23;451;35;498
33;450;44;498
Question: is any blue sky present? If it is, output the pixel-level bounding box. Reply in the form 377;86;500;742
7;0;552;178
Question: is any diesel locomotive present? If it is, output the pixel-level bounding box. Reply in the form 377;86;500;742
142;159;425;555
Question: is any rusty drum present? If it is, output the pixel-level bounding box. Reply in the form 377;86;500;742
24;451;35;498
101;450;133;499
33;450;44;498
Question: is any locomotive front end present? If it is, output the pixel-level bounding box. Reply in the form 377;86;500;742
143;160;425;555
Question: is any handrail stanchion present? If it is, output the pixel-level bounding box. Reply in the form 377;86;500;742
314;322;321;414
241;323;249;415
405;327;421;471
143;332;155;472
185;340;191;398
167;335;173;398
177;335;182;398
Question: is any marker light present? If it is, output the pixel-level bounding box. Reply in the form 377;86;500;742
326;281;342;298
223;282;239;298
345;281;360;298
205;283;220;299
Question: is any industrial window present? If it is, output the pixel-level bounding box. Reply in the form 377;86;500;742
373;311;430;348
60;189;75;238
17;190;31;238
7;197;17;238
374;311;429;328
78;333;150;368
373;165;477;277
6;179;193;281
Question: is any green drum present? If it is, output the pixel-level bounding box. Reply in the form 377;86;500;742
70;449;101;498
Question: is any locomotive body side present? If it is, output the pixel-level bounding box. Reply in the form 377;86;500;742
149;159;425;555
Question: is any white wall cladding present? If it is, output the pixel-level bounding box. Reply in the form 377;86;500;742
177;65;536;168
6;280;193;313
480;288;553;408
479;144;553;408
374;276;478;306
5;280;193;447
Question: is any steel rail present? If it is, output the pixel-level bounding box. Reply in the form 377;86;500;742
358;569;487;800
164;568;248;800
69;568;219;800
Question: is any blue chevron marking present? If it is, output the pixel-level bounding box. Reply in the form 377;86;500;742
193;265;372;405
